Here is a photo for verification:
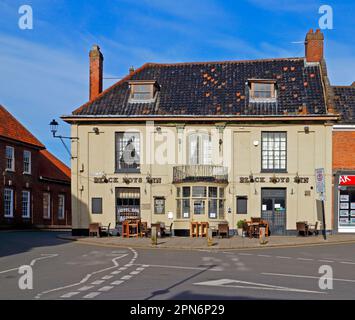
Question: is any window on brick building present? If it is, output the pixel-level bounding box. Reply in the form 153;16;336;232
4;188;14;218
43;193;51;219
22;191;31;218
58;195;65;220
23;150;31;174
5;146;15;171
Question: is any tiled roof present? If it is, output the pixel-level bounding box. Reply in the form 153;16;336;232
0;105;44;148
39;149;71;183
332;85;355;124
73;58;328;117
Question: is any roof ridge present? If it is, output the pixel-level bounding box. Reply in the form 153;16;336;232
40;149;71;180
0;104;45;148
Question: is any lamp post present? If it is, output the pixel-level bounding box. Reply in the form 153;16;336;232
49;119;79;159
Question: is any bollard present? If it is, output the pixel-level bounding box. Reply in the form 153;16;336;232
151;226;157;246
207;228;213;247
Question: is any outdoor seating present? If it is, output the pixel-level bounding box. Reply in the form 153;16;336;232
89;223;101;237
140;222;149;237
200;222;209;237
296;221;308;236
164;223;174;237
100;223;111;237
308;221;319;236
151;222;165;237
190;222;199;237
122;219;141;238
218;223;229;238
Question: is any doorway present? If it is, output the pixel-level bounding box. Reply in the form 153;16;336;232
116;187;141;223
261;188;286;235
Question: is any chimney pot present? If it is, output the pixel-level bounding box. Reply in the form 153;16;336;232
89;45;104;101
305;29;324;63
129;66;135;74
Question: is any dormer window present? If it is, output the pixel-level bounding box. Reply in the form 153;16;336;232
129;80;159;103
249;80;276;101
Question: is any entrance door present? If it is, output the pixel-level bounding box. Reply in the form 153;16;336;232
116;187;141;223
261;188;286;235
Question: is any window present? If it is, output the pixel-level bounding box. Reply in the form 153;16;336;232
237;196;248;214
188;133;212;165
23;150;31;174
250;82;276;100
261;132;287;172
58;195;65;220
5;146;15;171
154;197;165;215
129;81;158;102
92;198;103;214
43;193;51;219
115;132;140;172
22;191;31;218
176;186;225;220
4;188;14;218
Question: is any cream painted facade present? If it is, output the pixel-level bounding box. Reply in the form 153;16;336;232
69;121;333;235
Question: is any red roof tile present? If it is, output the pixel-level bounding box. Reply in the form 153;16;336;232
39;149;71;183
0;105;44;148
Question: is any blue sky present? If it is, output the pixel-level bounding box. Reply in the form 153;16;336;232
0;0;354;165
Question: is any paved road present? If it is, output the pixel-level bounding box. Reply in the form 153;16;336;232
1;231;355;300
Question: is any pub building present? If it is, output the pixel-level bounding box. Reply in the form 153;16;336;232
332;84;355;233
63;30;339;236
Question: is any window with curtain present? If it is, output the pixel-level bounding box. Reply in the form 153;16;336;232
188;133;212;165
115;132;140;172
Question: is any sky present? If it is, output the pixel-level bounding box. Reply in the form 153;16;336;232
0;0;354;165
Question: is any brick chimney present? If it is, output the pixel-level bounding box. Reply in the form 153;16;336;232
89;45;104;101
305;29;324;63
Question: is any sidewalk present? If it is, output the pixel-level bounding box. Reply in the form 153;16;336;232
57;233;355;250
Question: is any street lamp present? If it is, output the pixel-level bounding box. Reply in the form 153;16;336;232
49;119;79;159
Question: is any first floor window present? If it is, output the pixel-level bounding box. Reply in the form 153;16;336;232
4;188;14;218
262;132;287;171
43;193;51;219
23;150;31;174
58;195;65;220
115;132;140;172
22;191;31;218
154;197;165;215
5;146;15;171
182;199;190;218
193;200;205;215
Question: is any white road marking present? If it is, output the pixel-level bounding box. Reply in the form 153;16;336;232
132;264;220;271
262;272;355;283
35;252;129;299
60;292;80;298
119;267;128;271
238;253;252;256
130;271;141;275
99;286;113;292
91;280;105;285
83;292;101;299
78;286;94;291
276;256;292;259
297;258;314;261
111;271;122;275
111;280;124;285
121;275;132;280
340;261;355;265
102;275;113;280
318;260;334;263
258;255;271;258
194;278;325;294
136;267;145;271
0;254;59;275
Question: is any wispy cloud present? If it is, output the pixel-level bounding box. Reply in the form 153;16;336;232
246;0;319;13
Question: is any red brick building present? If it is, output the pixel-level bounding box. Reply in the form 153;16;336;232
0;105;71;229
332;84;355;233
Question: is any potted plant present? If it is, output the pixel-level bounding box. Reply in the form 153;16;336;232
237;220;245;236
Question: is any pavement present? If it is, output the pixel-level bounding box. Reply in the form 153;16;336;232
1;231;355;300
58;233;355;250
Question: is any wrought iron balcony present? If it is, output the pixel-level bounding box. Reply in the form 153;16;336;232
173;165;228;184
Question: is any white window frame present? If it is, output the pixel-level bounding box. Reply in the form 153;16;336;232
22;190;31;218
43;193;51;219
58;195;65;220
4;188;14;218
5;146;15;171
188;133;212;165
23;150;31;174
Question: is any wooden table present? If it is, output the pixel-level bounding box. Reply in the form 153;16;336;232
122;219;141;238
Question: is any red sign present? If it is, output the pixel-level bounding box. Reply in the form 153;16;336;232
339;175;355;186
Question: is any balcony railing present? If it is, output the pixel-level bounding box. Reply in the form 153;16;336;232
173;165;228;184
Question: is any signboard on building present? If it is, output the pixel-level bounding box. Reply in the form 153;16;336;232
315;168;325;195
339;175;355;186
